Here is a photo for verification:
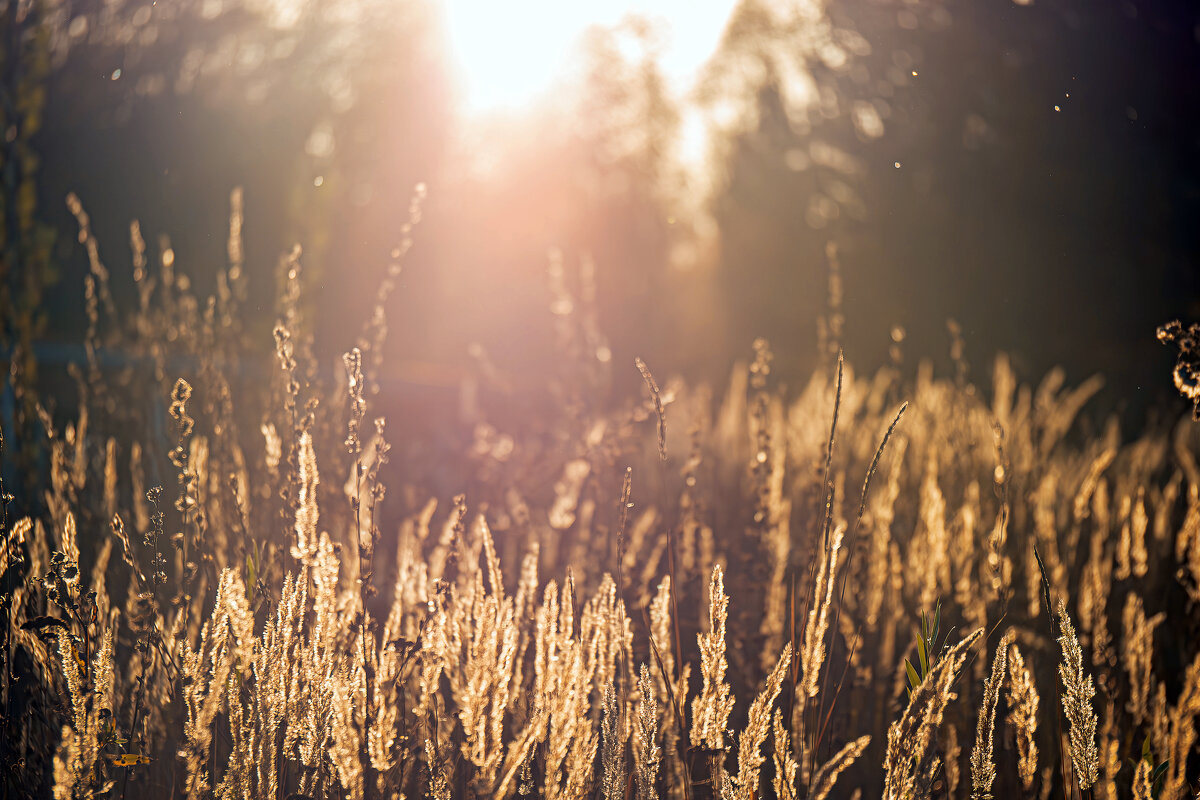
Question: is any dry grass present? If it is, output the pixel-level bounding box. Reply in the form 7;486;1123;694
2;198;1200;799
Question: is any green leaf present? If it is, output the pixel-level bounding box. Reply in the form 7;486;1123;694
905;658;921;693
918;634;929;677
932;600;942;644
1152;760;1169;784
1141;735;1151;761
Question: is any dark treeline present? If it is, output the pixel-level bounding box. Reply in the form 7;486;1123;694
3;0;1198;445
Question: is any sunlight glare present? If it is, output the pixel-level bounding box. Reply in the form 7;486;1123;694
439;0;737;114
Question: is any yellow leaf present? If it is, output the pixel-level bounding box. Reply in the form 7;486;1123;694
105;753;152;767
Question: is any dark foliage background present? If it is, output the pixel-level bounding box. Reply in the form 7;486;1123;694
2;0;1199;482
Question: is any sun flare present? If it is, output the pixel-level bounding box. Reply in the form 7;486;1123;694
438;0;736;114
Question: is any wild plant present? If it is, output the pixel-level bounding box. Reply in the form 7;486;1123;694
3;199;1200;800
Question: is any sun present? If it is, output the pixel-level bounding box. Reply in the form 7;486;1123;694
438;1;585;113
437;0;736;115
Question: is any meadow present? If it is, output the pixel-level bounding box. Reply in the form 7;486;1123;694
2;193;1199;800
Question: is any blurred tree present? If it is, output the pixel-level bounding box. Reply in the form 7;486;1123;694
702;0;1200;423
31;0;450;351
698;0;947;378
570;19;681;384
1;0;58;484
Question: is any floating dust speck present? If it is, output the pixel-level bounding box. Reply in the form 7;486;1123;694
894;161;902;168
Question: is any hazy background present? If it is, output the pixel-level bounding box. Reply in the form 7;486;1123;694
4;0;1199;431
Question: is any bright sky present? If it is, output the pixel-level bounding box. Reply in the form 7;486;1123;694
438;0;738;113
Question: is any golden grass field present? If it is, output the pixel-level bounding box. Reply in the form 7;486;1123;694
3;196;1199;799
